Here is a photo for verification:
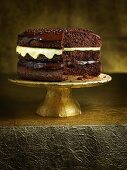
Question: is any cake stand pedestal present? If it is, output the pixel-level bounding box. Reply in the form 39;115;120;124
9;73;111;117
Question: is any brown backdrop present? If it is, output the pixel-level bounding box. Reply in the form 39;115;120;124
0;0;127;73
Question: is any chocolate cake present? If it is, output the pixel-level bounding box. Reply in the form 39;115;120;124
16;28;102;81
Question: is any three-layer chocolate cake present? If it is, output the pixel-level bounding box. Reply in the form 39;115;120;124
16;28;102;81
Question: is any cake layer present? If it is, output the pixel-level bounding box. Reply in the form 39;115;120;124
63;51;100;62
63;29;102;47
17;28;102;48
18;59;63;70
16;46;100;59
17;61;101;81
17;66;63;82
64;62;101;78
18;58;99;70
17;28;63;48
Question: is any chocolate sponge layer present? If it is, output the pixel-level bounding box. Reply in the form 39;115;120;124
17;66;63;82
17;61;101;82
64;62;101;77
63;51;100;62
17;28;102;48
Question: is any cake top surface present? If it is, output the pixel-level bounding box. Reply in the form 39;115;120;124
19;28;98;36
17;28;102;48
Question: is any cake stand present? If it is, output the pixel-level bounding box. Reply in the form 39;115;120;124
9;73;112;117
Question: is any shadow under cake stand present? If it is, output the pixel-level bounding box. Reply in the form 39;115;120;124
9;73;112;117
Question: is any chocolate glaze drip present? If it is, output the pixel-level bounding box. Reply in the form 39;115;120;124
18;59;64;70
27;32;63;44
18;32;63;46
28;38;43;46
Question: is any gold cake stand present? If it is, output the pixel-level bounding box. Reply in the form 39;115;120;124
9;73;112;117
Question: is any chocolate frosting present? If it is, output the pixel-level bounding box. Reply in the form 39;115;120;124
18;33;63;45
18;60;63;70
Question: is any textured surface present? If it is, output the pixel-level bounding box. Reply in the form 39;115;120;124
0;126;127;170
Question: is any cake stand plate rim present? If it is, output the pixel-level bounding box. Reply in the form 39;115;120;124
8;73;112;88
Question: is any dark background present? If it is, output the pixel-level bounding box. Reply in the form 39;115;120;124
0;0;127;73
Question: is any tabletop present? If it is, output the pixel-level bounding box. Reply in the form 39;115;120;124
0;73;127;126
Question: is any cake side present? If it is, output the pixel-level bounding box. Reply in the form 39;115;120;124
17;28;102;82
63;50;101;79
63;28;102;47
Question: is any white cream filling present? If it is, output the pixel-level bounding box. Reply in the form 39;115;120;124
64;47;100;51
16;46;100;59
16;46;62;59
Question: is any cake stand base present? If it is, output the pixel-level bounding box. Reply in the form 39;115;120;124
37;87;81;117
9;73;111;117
